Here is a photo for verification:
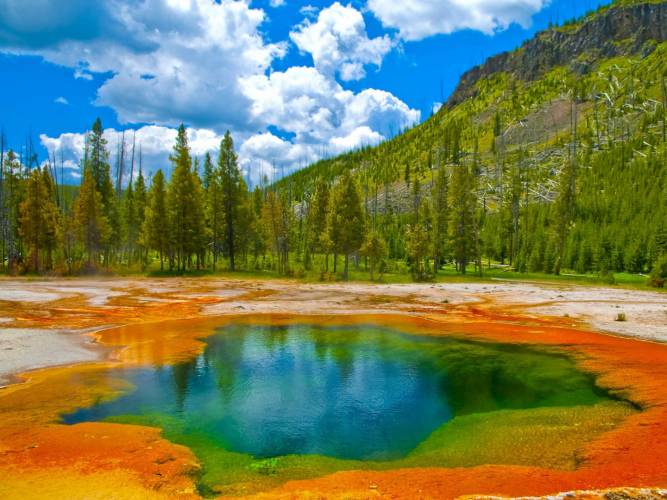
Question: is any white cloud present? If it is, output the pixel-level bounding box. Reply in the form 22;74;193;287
239;132;319;182
40;126;227;184
0;0;285;131
241;66;419;146
5;0;422;180
269;0;285;7
342;89;420;137
329;126;383;153
290;2;392;81
367;0;549;41
299;5;319;17
73;67;93;80
242;66;342;143
40;125;304;186
54;96;69;105
240;66;418;178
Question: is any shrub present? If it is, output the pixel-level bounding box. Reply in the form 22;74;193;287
649;255;667;288
248;457;280;475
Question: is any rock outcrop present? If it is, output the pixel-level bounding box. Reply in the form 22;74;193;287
447;2;667;107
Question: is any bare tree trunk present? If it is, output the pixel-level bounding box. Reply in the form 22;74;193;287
344;254;349;281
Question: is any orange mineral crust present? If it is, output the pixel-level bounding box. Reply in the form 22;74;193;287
0;282;666;499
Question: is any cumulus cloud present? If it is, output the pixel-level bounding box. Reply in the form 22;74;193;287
241;66;419;151
329;126;383;153
54;96;69;105
299;5;319;18
40;125;310;186
290;2;392;81
367;0;549;41
4;0;421;180
239;132;319;182
40;126;227;184
0;0;285;130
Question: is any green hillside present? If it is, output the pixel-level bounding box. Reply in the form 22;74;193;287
276;0;667;282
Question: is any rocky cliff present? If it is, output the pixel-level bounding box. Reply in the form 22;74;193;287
447;1;667;107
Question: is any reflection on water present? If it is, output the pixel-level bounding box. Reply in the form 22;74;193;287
63;323;609;460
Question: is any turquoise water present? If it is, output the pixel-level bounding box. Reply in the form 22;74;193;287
63;323;610;461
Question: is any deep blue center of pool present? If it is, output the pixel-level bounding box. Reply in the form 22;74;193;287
63;323;607;460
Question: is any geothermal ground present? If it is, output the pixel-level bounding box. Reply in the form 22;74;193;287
1;277;667;499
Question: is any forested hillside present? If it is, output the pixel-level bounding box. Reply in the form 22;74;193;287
275;0;667;284
0;0;665;286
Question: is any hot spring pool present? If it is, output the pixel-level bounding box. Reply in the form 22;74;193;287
63;322;616;462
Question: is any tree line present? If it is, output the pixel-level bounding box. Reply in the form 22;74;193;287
1;47;666;286
274;46;667;286
0;119;373;279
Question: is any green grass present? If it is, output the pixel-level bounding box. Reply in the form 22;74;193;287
103;254;665;294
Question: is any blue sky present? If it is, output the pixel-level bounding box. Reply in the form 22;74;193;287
0;0;610;183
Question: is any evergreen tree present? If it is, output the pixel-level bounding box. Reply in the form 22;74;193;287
206;156;224;269
202;152;214;191
74;168;110;267
123;182;137;263
431;162;448;272
86;118;118;264
19;168;59;272
250;186;267;267
328;172;365;280
406;219;431;280
554;154;577;275
218;131;243;271
134;167;148;264
449;163;476;274
306;178;331;270
263;190;292;275
360;230;387;281
167;125;206;271
2;150;24;271
40;167;60;269
143;170;169;270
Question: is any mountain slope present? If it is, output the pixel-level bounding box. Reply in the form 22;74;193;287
277;0;667;278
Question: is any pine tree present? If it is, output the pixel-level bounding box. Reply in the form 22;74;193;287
233;177;253;267
218;131;243;271
250;186;267;266
328;172;365;280
134;167;148;265
449;164;476;274
554;149;578;275
431;162;448;272
86;118;118;265
19;168;59;272
206;157;224;269
123;182;137;263
189;165;207;269
306;178;331;270
88;119;109;193
406;219;431;280
74;168;110;267
2;150;24;271
143;170;169;270
40;167;59;269
263;190;292;275
166;125;205;271
361;230;387;281
202;152;214;191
